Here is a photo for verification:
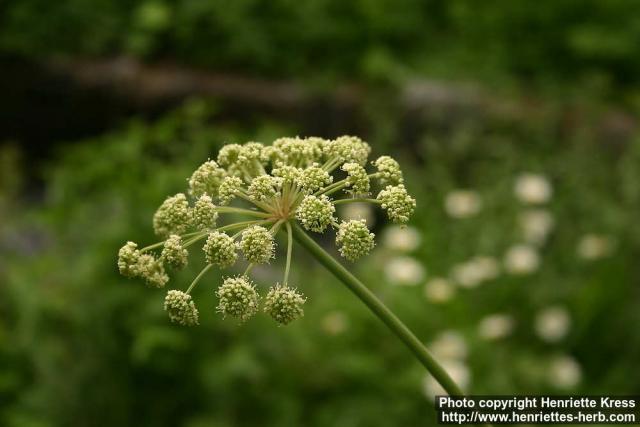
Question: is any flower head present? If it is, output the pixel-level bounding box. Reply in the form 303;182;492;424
336;219;375;261
247;175;282;201
118;241;141;278
218;176;243;205
295;195;335;233
341;162;370;195
241;225;275;264
161;234;188;269
264;284;306;325
164;290;199;326
203;231;238;268
297;164;332;194
216;276;260;322
192;194;218;230
136;254;169;288
188;160;226;198
153;193;191;236
377;184;416;223
373;156;403;186
118;135;416;329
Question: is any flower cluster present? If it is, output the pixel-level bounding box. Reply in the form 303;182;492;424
117;135;415;326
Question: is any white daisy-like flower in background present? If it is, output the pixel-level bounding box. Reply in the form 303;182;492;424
514;173;552;204
534;306;571;343
321;311;349;336
423;277;456;303
384;256;426;286
444;189;482;219
548;355;582;389
478;313;515;341
422;359;471;399
503;244;540;275
429;330;468;361
338;202;376;226
519;209;555;246
577;233;616;260
381;225;422;252
451;256;500;288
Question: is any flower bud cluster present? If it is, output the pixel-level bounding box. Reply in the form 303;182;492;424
118;241;169;287
374;156;403;185
164;290;199;326
153;193;192;236
336;219;376;261
264;284;306;325
296;195;335;232
218;176;243;205
297;164;333;194
342;162;370;195
377;184;416;223
247;175;282;201
203;231;238;268
216;276;260;322
241;225;275;264
161;235;188;269
192;195;218;229
188;160;226;198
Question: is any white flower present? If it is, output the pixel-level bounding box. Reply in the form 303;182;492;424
444;190;482;219
548;355;582;389
321;311;349;335
514;173;552;204
422;359;471;399
429;330;468;361
519;209;554;246
423;277;456;303
381;225;422;252
577;234;616;260
338;202;376;226
535;306;571;343
478;313;514;341
384;256;426;286
503;244;540;275
451;256;500;288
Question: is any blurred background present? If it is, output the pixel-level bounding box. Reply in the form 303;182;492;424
1;1;640;426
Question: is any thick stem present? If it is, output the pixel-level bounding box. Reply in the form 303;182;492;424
283;222;293;284
290;223;464;397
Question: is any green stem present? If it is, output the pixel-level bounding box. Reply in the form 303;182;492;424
290;223;464;397
215;207;271;218
333;198;381;205
283;222;293;284
186;263;213;294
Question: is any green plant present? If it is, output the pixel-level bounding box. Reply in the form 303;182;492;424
117;135;467;396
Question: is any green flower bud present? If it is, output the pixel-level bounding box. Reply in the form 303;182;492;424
188;160;226;198
161;234;188;269
273;136;323;166
241;225;275;264
264;284;306;325
297;163;333;194
217;144;243;167
164;290;199;326
295;194;335;233
373;155;404;186
336;219;376;261
216;276;260;322
218;176;244;205
247;175;282;201
153;193;192;237
192;194;218;230
341;162;370;195
377;184;416;223
136;254;169;288
118;241;141;278
203;231;238;268
272;164;302;183
326;135;371;166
